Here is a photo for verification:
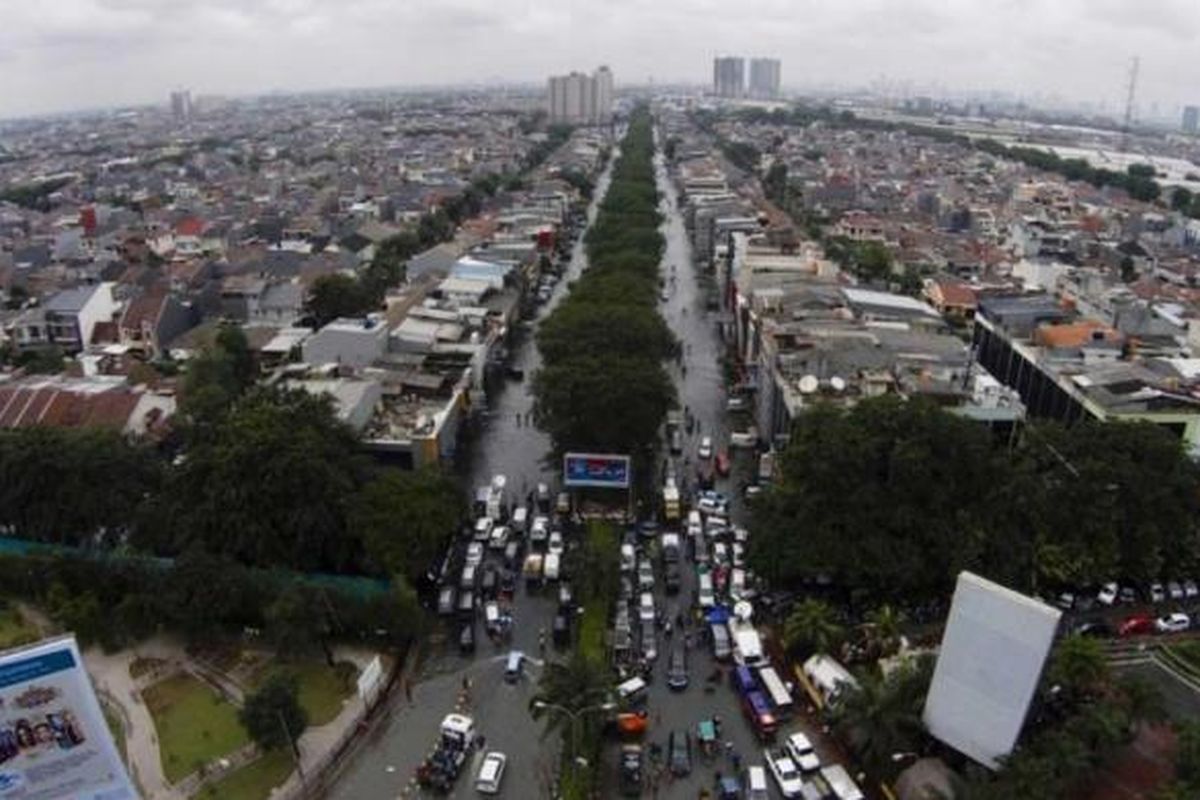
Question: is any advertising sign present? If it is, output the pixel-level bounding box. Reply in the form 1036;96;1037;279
0;636;135;800
563;453;631;489
923;572;1061;769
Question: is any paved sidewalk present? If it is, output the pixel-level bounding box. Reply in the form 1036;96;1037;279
85;638;189;800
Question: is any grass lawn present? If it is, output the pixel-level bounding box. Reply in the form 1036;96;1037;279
201;750;293;800
143;675;249;784
0;607;37;650
252;661;357;728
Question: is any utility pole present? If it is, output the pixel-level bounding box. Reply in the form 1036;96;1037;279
1121;55;1140;152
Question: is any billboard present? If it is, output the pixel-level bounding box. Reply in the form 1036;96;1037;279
0;636;136;799
922;572;1061;770
563;453;631;489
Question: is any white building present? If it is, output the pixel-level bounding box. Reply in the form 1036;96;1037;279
547;67;613;125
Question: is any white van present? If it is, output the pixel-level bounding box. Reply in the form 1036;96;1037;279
620;543;636;572
745;765;769;800
543;552;561;581
697;571;715;608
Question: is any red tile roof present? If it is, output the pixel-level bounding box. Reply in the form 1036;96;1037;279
0;382;139;431
174;217;206;237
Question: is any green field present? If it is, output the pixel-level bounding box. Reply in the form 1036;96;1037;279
252;661;357;727
143;675;249;784
201;750;293;800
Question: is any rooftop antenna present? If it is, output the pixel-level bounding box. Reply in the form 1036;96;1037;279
1121;55;1139;152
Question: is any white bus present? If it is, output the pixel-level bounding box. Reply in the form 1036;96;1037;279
755;665;795;719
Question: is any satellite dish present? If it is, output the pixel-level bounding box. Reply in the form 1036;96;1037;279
830;376;847;393
798;375;819;394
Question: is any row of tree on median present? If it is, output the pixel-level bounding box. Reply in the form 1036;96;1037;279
531;105;678;495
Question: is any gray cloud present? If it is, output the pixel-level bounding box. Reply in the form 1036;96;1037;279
0;0;1198;118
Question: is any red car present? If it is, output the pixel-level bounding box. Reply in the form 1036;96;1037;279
715;451;731;477
1119;614;1155;637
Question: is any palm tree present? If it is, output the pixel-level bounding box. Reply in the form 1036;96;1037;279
863;604;906;657
529;653;614;745
831;655;933;781
782;598;844;656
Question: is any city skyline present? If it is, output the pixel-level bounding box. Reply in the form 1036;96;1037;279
2;0;1200;119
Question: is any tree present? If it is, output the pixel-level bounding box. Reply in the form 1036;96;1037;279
1120;255;1137;283
0;427;161;546
529;653;614;750
239;671;309;751
265;584;324;661
1174;720;1200;790
863;604;906;658
1046;635;1109;701
537;302;677;364
533;353;675;458
831;656;933;781
750;396;1005;599
157;387;370;572
1171;186;1194;212
782;598;844;656
180;324;257;434
763;162;789;206
352;468;463;583
306;274;372;328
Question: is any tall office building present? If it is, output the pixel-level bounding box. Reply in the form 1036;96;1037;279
547;67;613;125
713;57;745;99
748;58;782;99
1184;105;1199;134
169;89;192;122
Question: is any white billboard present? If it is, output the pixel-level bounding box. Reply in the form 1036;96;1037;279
922;572;1061;770
0;636;136;799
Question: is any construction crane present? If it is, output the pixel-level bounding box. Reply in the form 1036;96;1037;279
1121;56;1139;152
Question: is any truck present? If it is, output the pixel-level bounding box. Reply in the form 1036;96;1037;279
662;480;681;522
416;713;478;793
730;620;767;668
523;553;544;587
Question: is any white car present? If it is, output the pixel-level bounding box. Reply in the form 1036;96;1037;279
638;560;655;589
732;543;746;567
488;525;510;551
475;750;507;794
1150;583;1167;603
1186;580;1199;599
638;592;656;623
1168;581;1185;601
712;542;729;566
1097;582;1118;606
530;516;549;546
474;517;495;542
784;732;821;773
465;542;484;568
698;436;713;460
764;748;804;798
548;530;564;555
1156;612;1191;633
745;764;770;800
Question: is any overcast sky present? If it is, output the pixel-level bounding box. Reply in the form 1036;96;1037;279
2;0;1198;119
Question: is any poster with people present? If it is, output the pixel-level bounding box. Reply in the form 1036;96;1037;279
0;636;135;799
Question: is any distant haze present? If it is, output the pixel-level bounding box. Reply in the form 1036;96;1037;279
2;0;1198;118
